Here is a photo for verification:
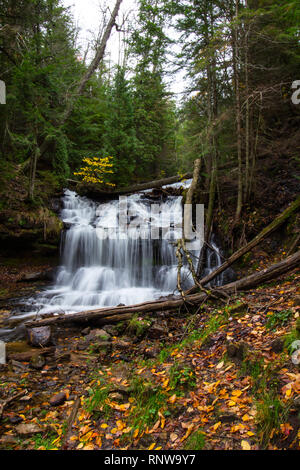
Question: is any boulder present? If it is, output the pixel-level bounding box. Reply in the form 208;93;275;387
50;391;67;407
86;328;111;343
27;326;52;347
147;323;168;339
16;423;43;436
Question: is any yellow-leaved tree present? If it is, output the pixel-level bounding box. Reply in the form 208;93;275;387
74;156;115;186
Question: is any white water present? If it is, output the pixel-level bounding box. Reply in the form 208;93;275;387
19;186;196;319
10;180;227;322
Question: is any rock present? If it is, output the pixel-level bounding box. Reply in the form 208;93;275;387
16;423;42;436
102;325;119;336
147;323;167;339
86;329;111;343
19;268;56;283
0;435;18;445
30;355;46;370
113;339;131;351
27;326;52;347
50;391;67;407
93;341;112;354
270;338;284;353
81;327;91;336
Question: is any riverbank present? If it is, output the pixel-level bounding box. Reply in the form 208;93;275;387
0;259;299;451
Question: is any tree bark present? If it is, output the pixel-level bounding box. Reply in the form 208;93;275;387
26;250;300;328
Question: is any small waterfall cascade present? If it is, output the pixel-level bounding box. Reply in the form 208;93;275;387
14;180;227;320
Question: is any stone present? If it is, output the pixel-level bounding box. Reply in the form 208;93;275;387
103;325;119;336
81;327;91;336
27;326;52;347
86;329;111;343
15;423;42;436
270;338;284;353
113;339;131;351
30;355;46;370
147;324;167;339
50;391;67;407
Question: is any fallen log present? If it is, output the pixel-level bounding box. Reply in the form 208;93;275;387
77;173;193;198
187;195;300;294
26;251;300;328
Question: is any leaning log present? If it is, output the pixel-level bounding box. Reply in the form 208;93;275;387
26;251;300;328
187;195;300;294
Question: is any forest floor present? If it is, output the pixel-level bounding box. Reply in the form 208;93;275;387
0;251;299;451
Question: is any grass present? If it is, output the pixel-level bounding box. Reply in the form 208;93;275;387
184;430;206;450
255;392;290;447
33;432;59;450
127;376;167;429
85;376;112;419
266;309;293;331
169;364;196;391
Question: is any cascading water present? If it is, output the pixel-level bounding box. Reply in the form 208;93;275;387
18;187;193;318
8;180;229;324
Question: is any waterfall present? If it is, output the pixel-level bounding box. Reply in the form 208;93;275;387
11;181;228;321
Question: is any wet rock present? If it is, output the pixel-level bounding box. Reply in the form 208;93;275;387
270;338;284;353
27;326;52;347
147;323;167;339
19;268;56;283
50;391;67;407
16;423;43;436
30;355;46;370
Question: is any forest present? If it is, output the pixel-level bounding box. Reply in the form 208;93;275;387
0;0;299;454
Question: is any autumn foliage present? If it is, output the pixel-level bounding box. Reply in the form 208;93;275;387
74;157;115;186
